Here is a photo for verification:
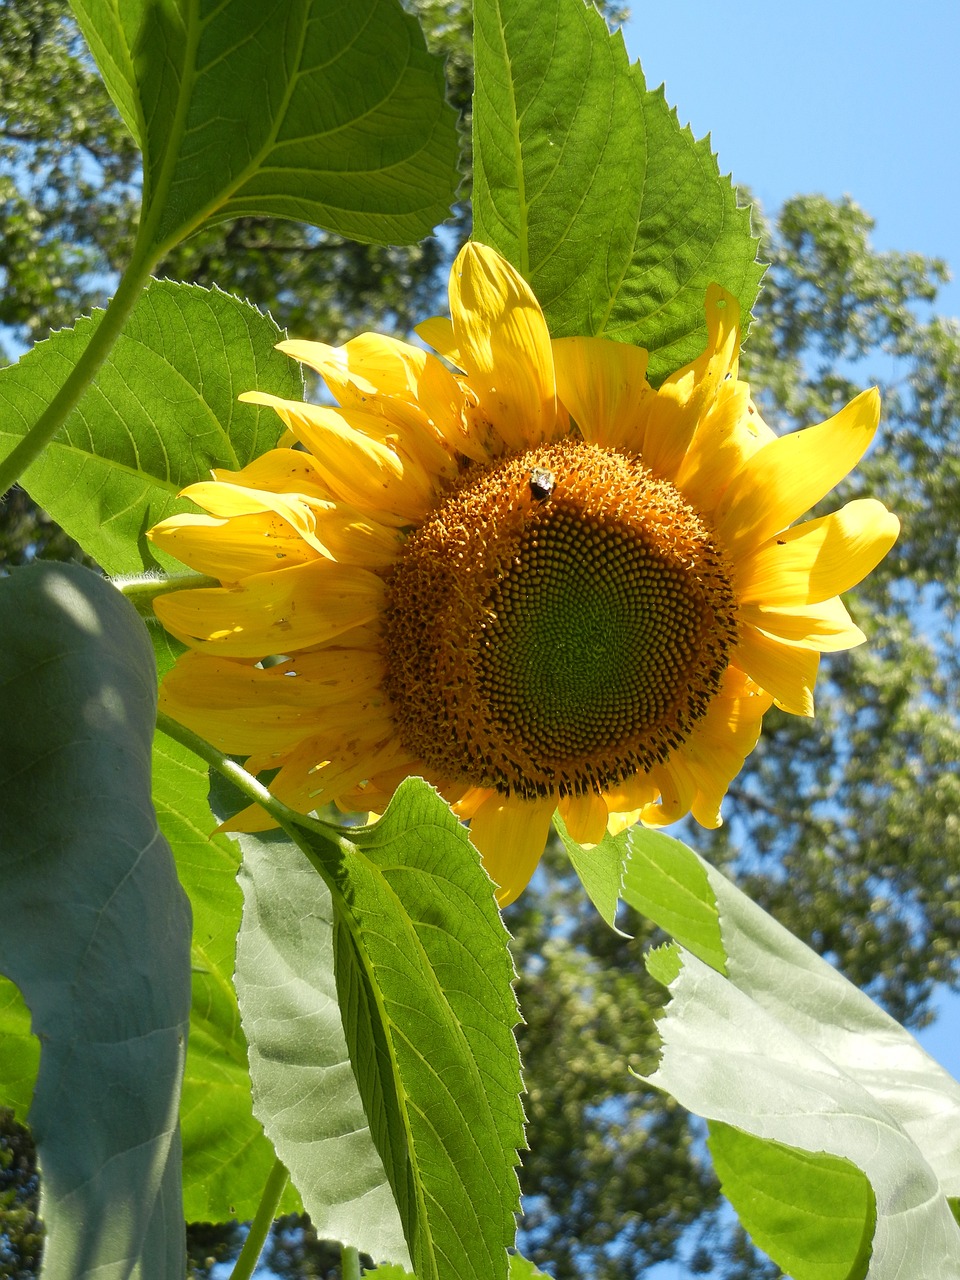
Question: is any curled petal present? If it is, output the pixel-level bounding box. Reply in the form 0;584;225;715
449;242;563;452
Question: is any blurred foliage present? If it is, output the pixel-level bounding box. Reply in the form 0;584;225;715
1;1;957;1278
0;1111;41;1280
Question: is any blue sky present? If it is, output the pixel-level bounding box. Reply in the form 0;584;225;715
618;9;959;1271
621;0;960;321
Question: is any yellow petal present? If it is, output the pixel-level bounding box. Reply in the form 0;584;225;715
552;335;653;449
213;449;333;499
558;791;610;846
737;499;900;605
641;285;742;479
240;393;435;524
468;791;557;906
159;649;387;754
642;758;698;827
673;382;775;515
149;510;320;579
742;598;866;652
672;669;771;827
416;315;461;366
449;242;562;452
279;332;488;464
603;772;660;813
154;559;384;657
735;626;821;716
715;387;882;555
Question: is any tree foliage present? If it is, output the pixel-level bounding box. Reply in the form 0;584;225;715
0;2;957;1278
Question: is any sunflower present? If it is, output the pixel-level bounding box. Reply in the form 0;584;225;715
149;243;898;905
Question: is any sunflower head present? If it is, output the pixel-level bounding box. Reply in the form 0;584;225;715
149;242;899;905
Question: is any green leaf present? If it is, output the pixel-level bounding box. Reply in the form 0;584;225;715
286;778;525;1280
472;0;763;382
70;0;459;254
231;825;408;1266
0;977;38;1120
0;562;191;1279
152;727;299;1224
621;828;726;973
644;946;960;1277
0;280;297;574
708;1122;875;1280
553;815;625;931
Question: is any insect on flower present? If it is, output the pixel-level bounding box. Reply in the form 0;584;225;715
528;467;556;501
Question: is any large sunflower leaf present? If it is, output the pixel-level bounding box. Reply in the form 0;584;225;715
231;825;408;1266
69;0;459;254
0;281;298;574
282;778;525;1280
623;829;960;1276
152;725;301;1224
472;0;763;382
0;562;191;1279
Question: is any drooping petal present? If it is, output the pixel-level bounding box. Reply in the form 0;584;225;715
558;790;610;845
468;791;558;906
640;285;742;479
673;669;772;828
737;498;900;605
148;509;320;579
552;335;653;449
735;626;821;716
715;387;882;554
448;241;563;452
154;559;384;657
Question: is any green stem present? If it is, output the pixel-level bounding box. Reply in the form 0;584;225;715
228;1156;289;1280
0;252;154;497
341;1245;363;1280
154;709;341;840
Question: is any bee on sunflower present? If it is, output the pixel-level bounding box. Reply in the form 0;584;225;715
149;243;898;905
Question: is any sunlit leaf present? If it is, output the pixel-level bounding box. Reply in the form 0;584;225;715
625;831;960;1275
0;281;297;573
472;0;763;382
0;562;191;1279
70;0;459;252
708;1122;875;1280
553;815;625;931
622;828;725;973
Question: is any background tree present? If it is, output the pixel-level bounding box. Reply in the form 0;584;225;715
1;2;957;1278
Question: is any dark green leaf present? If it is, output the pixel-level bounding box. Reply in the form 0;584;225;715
70;0;460;253
152;726;300;1224
0;280;298;573
0;562;191;1279
472;0;763;381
